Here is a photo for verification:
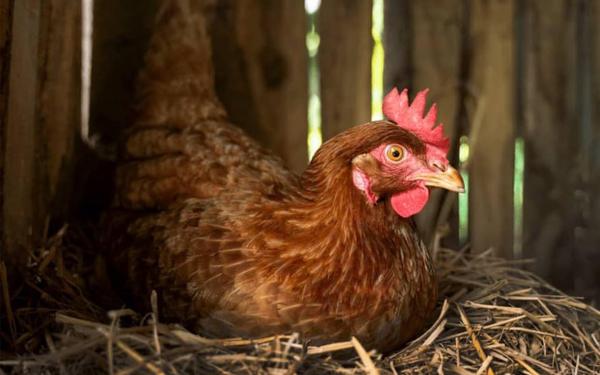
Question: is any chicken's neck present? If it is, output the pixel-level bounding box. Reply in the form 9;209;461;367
254;159;435;316
292;163;425;265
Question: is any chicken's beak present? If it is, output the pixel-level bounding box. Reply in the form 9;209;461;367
414;166;465;193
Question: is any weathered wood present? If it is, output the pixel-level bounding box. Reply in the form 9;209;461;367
521;1;579;292
397;0;466;246
568;0;600;303
383;0;411;93
3;0;43;266
407;0;464;152
319;0;372;140
3;0;82;266
468;0;516;258
587;0;600;304
208;0;308;173
0;0;13;251
38;0;82;221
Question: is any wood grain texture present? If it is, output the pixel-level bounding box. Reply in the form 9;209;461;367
208;0;308;173
0;0;13;252
407;0;464;154
3;0;42;266
572;0;600;303
521;0;580;293
468;0;515;257
383;0;411;93
37;0;82;221
403;0;466;246
319;0;372;140
3;0;82;266
587;0;600;304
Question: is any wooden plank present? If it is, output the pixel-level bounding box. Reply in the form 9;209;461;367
407;0;464;152
520;0;579;290
383;0;411;94
3;0;43;266
318;0;372;140
468;0;516;258
587;0;600;303
208;0;308;173
37;0;82;221
570;0;600;303
3;0;82;267
394;0;466;246
0;0;14;250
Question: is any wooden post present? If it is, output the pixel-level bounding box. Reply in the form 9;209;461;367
208;0;308;173
385;0;466;246
38;0;83;221
521;1;579;290
406;0;464;148
468;0;516;258
3;0;43;266
383;0;411;94
3;0;81;266
588;0;600;303
319;0;372;140
0;0;13;249
570;0;600;302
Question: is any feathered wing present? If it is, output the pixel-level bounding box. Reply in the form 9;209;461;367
114;0;293;210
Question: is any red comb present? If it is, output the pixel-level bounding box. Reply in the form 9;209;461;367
383;88;450;161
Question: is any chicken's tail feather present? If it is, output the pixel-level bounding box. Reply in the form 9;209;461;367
115;0;229;209
133;0;226;130
113;0;287;210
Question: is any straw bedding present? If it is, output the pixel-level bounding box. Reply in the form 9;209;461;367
1;225;599;374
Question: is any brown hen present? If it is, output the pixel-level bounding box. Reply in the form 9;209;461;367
104;0;464;352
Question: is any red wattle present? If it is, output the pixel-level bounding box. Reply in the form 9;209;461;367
390;185;429;218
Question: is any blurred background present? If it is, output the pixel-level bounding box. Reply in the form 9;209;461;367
1;0;599;305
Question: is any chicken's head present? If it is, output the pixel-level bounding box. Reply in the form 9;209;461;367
351;88;464;218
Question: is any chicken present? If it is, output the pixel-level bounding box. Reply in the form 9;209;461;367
104;1;464;352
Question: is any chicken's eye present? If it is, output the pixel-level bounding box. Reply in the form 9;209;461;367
385;144;405;162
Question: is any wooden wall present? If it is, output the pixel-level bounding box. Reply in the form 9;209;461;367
1;0;599;302
384;0;600;302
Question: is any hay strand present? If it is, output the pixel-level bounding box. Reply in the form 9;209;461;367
351;337;379;375
456;305;494;375
0;261;17;344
